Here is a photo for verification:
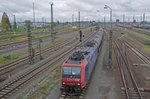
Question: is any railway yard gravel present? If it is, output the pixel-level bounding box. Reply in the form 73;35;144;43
0;28;90;57
1;26;150;99
47;27;118;99
84;29;117;99
0;27;96;99
4;39;79;99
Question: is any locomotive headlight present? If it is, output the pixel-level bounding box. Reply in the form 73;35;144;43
63;82;66;85
77;83;80;85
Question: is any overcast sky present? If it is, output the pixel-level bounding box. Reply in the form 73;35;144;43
1;0;150;23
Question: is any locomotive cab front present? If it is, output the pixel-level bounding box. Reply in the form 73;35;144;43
60;51;88;95
61;65;82;94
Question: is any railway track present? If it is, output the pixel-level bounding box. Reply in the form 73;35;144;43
59;86;87;99
132;28;150;36
0;34;25;41
0;38;76;76
0;28;93;76
0;35;51;50
113;40;144;99
112;27;150;67
59;29;102;99
0;30;97;99
0;27;91;50
120;38;150;67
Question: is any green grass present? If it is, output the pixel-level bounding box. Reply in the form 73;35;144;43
125;35;150;52
0;55;19;64
120;32;126;36
117;26;150;52
118;27;150;40
134;27;150;33
0;39;62;64
0;25;88;46
14;39;62;57
0;34;49;46
41;39;62;48
16;27;27;32
0;34;23;39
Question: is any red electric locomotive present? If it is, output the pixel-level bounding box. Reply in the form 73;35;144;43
60;28;103;95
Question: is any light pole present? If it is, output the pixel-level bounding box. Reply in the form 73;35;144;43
104;5;113;68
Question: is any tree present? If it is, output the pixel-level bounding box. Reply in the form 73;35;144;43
116;19;119;23
57;20;59;24
1;12;11;31
133;19;136;23
141;21;147;24
25;20;32;28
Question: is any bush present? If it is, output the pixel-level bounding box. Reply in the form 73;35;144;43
0;56;9;63
0;55;19;64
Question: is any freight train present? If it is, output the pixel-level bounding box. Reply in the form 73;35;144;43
60;27;104;95
116;24;132;29
133;24;150;29
117;24;150;30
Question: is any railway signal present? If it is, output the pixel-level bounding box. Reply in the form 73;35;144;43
78;11;82;42
79;30;82;42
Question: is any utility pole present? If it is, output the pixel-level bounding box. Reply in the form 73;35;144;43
75;17;77;26
62;20;64;31
104;16;106;29
42;17;44;23
33;2;36;29
78;11;80;29
50;3;56;51
110;8;112;68
141;16;142;22
72;14;74;26
143;13;145;22
26;21;34;64
44;18;46;23
133;16;135;22
42;17;44;27
13;15;17;33
123;14;125;26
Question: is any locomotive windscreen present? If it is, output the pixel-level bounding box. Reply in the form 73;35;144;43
62;66;81;78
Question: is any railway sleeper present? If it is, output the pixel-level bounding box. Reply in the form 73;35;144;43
0;91;6;94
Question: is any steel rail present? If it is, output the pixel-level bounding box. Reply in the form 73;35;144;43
0;30;96;99
0;38;75;76
114;40;143;99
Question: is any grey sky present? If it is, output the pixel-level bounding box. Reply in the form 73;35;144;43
0;0;150;23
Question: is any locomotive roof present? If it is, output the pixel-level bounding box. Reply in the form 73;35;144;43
65;42;97;65
64;27;103;65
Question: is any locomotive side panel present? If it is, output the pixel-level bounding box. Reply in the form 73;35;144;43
84;47;98;85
